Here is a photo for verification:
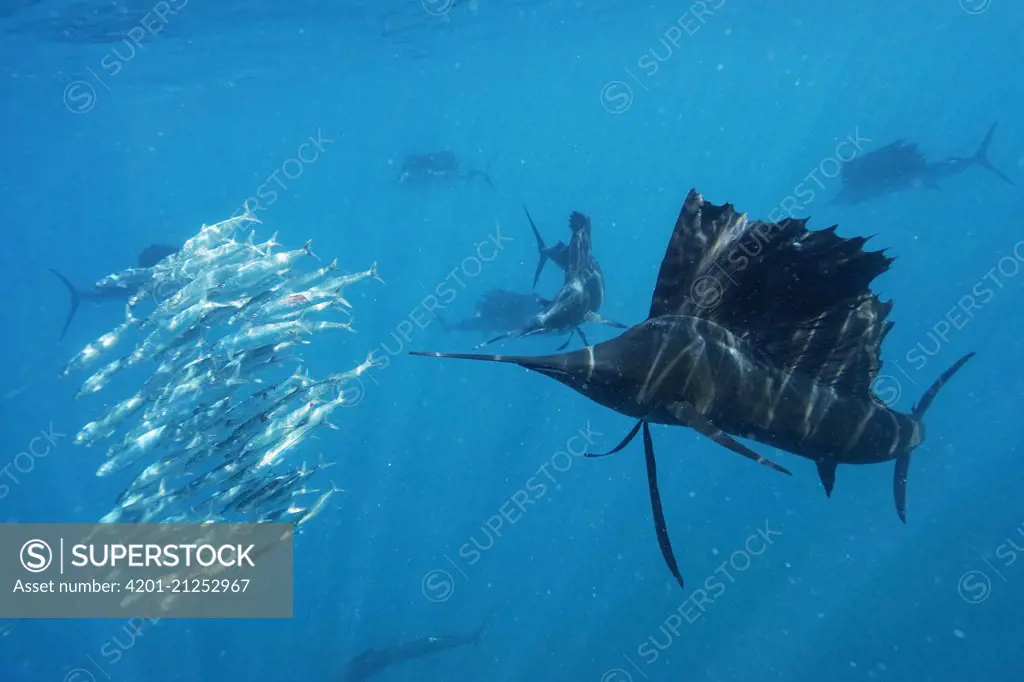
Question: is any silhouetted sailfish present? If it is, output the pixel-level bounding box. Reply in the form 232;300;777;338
396;151;494;189
439;288;545;334
411;189;975;588
827;122;1014;205
340;626;484;681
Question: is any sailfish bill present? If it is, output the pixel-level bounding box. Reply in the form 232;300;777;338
411;189;975;588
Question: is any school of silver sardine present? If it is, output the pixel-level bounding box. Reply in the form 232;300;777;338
59;205;384;529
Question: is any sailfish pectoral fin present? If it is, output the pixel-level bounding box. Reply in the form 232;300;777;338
582;419;683;587
667;402;792;476
586;420;642;458
893;453;910;523
556;335;572;351
473;330;517;350
641;421;684;589
476;320;552;350
584;312;629;329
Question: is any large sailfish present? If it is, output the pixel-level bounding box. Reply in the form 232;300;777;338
411;189;975;588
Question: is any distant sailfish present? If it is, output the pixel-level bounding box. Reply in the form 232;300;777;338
50;244;179;339
340;626;484;682
412;189;974;588
396;151;494;189
441;288;545;335
828;122;1014;205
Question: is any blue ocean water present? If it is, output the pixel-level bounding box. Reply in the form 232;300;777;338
1;0;1023;680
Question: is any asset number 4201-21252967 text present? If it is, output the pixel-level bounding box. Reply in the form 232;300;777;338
125;578;250;594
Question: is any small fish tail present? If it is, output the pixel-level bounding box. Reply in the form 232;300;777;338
303;240;320;261
124;303;139;327
264;231;281;256
368;261;384;284
243;230;263;256
241;199;263;225
972;122;1015;186
50;269;83;340
290;364;309;382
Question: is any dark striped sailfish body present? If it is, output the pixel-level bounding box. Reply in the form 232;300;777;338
546;315;919;466
621;316;922;465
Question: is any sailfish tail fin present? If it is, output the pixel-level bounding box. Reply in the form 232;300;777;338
972;122;1015;186
49;269;83;340
466;168;495;189
893;352;976;523
523;205;549;289
464;152;497;190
